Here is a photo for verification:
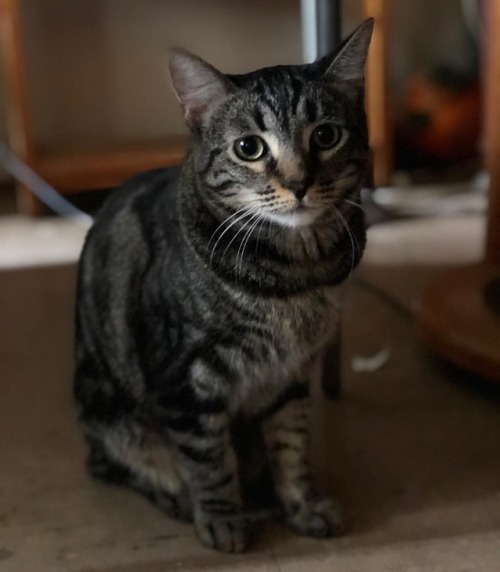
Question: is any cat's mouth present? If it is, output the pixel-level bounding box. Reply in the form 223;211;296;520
266;202;321;228
291;199;321;215
294;202;308;212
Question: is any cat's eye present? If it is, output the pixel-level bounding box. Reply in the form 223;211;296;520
311;123;342;151
234;136;268;161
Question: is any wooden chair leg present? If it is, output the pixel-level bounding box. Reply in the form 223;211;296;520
0;0;41;215
15;183;45;216
321;330;342;399
364;0;393;187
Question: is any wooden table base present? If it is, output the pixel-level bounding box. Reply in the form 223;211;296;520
419;263;500;382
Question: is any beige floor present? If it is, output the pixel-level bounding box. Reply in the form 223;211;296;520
1;214;499;571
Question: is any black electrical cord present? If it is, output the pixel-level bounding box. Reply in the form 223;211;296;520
352;276;415;321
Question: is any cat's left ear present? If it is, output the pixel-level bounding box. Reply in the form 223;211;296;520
320;18;374;85
169;50;235;127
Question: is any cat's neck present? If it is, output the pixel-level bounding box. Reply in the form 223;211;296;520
178;159;366;297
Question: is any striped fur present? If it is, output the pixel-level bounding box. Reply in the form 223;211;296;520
74;20;373;552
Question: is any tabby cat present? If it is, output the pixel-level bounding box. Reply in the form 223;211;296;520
74;19;373;553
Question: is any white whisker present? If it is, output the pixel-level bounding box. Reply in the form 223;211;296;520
209;207;255;263
221;209;258;261
235;212;261;276
254;213;268;256
332;206;358;275
344;199;365;212
208;205;249;248
237;213;264;276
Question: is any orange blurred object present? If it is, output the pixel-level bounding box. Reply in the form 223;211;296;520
398;71;482;162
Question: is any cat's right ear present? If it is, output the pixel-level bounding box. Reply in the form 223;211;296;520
169;50;235;127
313;18;374;92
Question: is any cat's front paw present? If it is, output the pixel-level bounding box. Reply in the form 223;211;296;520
286;497;343;539
195;513;249;553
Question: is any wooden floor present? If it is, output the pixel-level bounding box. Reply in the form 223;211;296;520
1;214;500;571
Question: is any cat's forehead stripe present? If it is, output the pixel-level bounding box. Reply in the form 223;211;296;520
253;107;267;132
305;99;318;123
287;71;304;116
243;70;323;135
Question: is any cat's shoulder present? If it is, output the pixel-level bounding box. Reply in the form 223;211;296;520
95;166;181;224
81;165;182;259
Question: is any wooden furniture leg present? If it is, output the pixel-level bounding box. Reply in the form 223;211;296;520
418;0;500;382
321;331;342;399
364;0;393;188
485;2;500;267
0;0;44;215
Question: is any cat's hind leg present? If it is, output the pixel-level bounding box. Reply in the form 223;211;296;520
85;420;193;522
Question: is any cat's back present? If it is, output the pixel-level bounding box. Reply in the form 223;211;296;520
77;165;181;362
79;166;181;278
75;166;182;394
85;166;180;248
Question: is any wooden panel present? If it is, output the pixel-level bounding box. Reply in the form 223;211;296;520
485;0;500;264
0;0;44;214
364;0;393;188
34;138;188;193
419;264;500;382
0;0;34;157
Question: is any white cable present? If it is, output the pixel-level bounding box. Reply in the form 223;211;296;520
0;143;93;226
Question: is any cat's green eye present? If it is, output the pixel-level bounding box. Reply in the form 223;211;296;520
234;136;268;161
311;123;342;151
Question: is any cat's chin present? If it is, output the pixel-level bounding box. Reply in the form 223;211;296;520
264;209;321;229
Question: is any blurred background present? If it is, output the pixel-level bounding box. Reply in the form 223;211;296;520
0;0;486;213
0;0;478;149
0;2;499;571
